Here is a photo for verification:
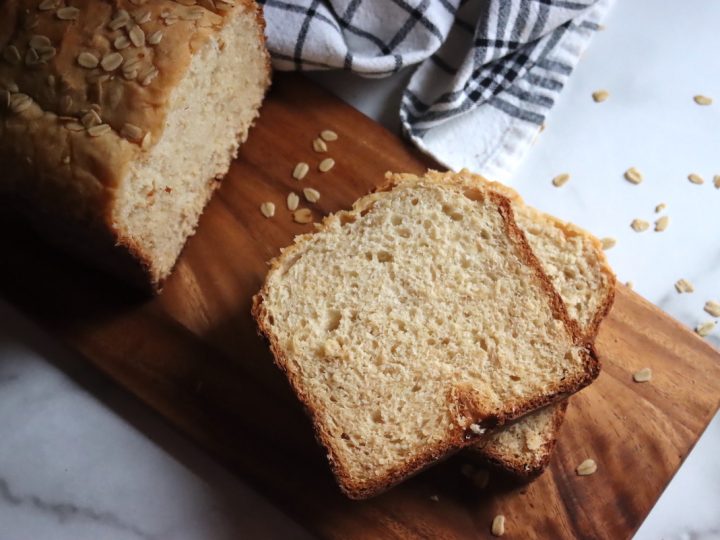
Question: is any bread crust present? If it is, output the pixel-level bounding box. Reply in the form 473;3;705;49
0;0;271;291
252;171;601;499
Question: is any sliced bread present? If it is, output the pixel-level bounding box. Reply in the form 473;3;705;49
473;401;569;477
252;171;599;498
404;171;615;476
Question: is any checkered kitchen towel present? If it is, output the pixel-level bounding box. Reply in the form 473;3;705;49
260;0;614;181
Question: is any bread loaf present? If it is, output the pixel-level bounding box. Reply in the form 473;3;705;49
253;171;599;499
0;0;270;290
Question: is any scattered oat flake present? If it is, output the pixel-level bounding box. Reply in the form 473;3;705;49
696;321;716;337
688;173;704;185
600;237;616;250
293;162;309;180
630;219;649;232
576;458;598;475
704;301;720;318
654;216;669;232
675;278;694;294
260;201;275;218
319;158;335;172
714;175;720;189
320;129;338;142
552;173;570;187
429;495;439;502
56;6;79;19
312;138;327;153
592;90;609;102
491;515;505;537
624;167;643;184
303;187;320;203
293;208;313;224
655;203;667;213
626;281;633;289
633;368;652;383
694;95;713;106
287;192;299;211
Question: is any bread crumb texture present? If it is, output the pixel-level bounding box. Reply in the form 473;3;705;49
469;181;614;475
253;171;599;497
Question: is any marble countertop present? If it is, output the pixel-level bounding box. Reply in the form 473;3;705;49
1;0;719;538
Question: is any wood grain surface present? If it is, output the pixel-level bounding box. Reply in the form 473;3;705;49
1;73;719;539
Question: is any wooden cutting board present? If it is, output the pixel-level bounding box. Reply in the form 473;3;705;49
2;74;719;539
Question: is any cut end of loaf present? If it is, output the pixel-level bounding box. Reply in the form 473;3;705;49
253;172;599;498
112;4;270;289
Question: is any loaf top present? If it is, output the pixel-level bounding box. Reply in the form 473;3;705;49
0;0;264;220
2;0;236;143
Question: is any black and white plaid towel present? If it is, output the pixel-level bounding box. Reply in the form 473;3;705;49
260;0;613;180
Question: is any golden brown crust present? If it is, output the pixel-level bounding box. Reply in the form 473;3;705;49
252;171;601;499
0;0;271;290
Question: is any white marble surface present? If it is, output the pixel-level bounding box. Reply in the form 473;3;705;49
0;300;311;540
1;0;719;538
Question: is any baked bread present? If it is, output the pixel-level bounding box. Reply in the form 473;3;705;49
471;180;615;476
0;0;270;290
403;171;616;477
475;401;569;476
253;171;599;499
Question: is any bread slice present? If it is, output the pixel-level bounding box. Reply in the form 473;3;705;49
0;0;270;291
409;171;615;476
474;186;616;476
473;401;569;476
253;172;599;499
